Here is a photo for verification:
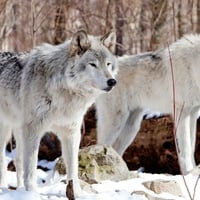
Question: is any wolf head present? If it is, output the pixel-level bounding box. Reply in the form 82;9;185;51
67;30;118;93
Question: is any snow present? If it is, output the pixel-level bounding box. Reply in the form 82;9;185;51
0;151;199;200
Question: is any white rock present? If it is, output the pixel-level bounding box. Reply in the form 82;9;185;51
143;179;183;197
78;144;130;182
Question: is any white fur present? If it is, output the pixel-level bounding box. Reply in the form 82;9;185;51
96;34;200;174
0;30;117;197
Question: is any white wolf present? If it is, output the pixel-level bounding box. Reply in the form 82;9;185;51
96;34;200;174
0;30;117;197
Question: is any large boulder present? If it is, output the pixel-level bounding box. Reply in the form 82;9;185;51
78;144;130;182
55;144;130;183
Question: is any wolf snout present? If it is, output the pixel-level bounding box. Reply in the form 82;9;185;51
107;78;117;87
103;78;117;92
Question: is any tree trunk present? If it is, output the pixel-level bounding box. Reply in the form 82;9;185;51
139;0;148;51
0;0;7;49
177;0;191;38
115;0;124;56
149;0;168;50
197;0;200;33
54;0;67;44
12;2;20;51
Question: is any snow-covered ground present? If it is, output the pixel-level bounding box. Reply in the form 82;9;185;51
0;150;199;200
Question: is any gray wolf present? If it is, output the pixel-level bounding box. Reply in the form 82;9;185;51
0;30;117;197
96;34;200;174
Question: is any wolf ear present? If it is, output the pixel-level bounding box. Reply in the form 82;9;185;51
70;30;91;56
101;31;116;53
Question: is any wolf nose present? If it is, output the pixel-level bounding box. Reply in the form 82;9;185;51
107;78;117;87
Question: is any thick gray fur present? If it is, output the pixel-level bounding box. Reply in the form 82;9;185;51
0;30;117;197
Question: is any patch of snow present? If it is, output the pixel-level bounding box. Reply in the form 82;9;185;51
1;151;199;200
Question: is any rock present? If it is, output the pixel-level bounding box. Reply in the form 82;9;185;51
79;144;130;182
80;180;97;194
143;179;183;197
132;191;166;200
128;171;139;179
54;157;66;175
55;144;130;183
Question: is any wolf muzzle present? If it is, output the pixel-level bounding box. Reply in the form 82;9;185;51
107;78;117;87
104;78;117;92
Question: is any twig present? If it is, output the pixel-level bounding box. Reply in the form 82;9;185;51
193;175;200;200
152;0;167;31
34;5;57;33
174;103;185;144
167;42;176;123
31;0;36;47
31;0;57;46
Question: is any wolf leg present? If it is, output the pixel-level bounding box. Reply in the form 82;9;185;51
57;124;82;197
13;128;24;188
97;108;129;147
113;108;144;156
175;111;194;174
0;125;11;188
22;124;41;191
189;108;199;168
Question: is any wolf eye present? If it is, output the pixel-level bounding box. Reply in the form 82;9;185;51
107;62;112;67
89;63;97;68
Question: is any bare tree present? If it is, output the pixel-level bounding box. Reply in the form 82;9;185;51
197;0;200;33
149;0;168;50
54;0;67;44
115;0;125;55
139;0;149;51
177;0;193;38
0;0;7;48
